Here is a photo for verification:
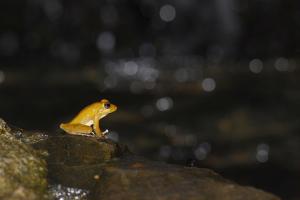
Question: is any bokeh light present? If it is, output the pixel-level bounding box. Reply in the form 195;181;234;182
194;142;211;160
156;97;174;111
0;1;299;199
249;59;263;74
274;57;289;72
159;4;176;22
256;143;270;163
201;78;216;92
96;32;116;53
124;61;138;76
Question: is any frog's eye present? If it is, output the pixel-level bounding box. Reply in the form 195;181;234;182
104;103;111;109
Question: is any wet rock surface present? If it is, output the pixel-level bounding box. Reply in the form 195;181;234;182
33;134;128;190
0;119;48;200
92;157;279;200
48;184;89;200
33;132;279;200
0;118;281;200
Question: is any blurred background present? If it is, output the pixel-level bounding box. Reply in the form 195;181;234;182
0;0;300;199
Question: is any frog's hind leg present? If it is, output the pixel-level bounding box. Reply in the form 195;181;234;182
60;123;93;136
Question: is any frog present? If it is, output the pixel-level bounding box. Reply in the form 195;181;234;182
60;99;117;137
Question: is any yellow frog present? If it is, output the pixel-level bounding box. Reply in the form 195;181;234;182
60;99;117;137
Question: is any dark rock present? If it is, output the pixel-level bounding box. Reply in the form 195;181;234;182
1;119;280;200
32;133;128;190
92;156;280;200
0;119;48;200
31;131;279;200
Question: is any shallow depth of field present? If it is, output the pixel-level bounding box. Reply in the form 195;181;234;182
0;1;300;199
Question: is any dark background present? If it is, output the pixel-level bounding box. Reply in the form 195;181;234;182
1;1;300;199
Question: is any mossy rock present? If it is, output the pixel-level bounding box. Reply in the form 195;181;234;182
0;119;48;200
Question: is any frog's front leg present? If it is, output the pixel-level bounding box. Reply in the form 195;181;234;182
60;123;93;135
93;116;105;137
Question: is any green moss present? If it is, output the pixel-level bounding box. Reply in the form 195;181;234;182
0;119;48;200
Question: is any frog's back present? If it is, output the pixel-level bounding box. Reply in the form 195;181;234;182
70;102;101;124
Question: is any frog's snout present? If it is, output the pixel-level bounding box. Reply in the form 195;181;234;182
111;104;117;112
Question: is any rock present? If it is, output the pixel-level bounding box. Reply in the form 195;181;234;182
31;130;279;200
0;119;48;200
0;118;280;200
32;133;128;190
92;156;279;200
